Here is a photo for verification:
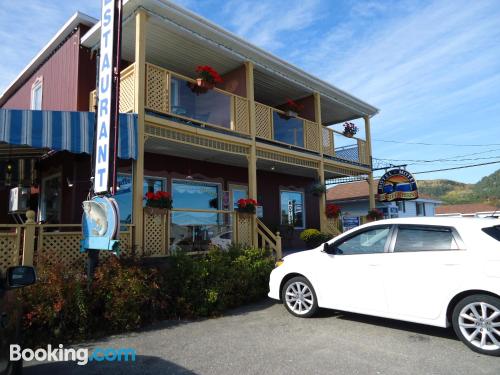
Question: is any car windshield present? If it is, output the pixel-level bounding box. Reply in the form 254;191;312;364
482;225;500;241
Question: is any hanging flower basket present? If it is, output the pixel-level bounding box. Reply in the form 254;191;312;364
280;99;304;119
343;122;359;138
236;198;258;214
196;78;214;90
366;208;384;221
310;182;327;197
325;203;341;219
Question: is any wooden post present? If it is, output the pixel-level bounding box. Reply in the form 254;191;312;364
364;115;376;210
132;10;147;254
245;61;258;247
22;210;36;266
314;92;327;232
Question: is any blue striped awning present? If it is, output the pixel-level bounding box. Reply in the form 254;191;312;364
0;109;137;160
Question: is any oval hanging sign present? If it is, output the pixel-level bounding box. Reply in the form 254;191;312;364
377;169;418;202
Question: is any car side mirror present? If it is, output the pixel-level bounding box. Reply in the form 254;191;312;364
7;266;36;289
323;243;334;254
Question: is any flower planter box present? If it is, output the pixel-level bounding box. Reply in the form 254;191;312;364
343;132;355;138
144;207;169;216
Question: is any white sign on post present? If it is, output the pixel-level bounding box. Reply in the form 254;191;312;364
94;0;116;194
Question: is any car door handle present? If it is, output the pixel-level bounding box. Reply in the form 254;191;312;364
444;263;459;266
368;264;380;267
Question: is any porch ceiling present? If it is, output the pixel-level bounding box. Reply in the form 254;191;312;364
82;0;378;125
145;137;248;168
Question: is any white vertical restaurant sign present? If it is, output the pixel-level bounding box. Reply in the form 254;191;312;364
94;0;116;194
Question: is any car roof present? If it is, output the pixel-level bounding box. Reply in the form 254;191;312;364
365;216;499;229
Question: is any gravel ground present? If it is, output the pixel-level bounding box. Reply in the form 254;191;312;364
25;299;500;375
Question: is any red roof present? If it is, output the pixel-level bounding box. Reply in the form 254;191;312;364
435;203;498;215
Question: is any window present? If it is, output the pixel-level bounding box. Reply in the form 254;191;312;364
273;112;304;147
114;174;166;224
40;174;61;223
416;202;426;216
31;78;43;110
482;226;500;241
396;201;406;213
394;226;458;252
280;190;305;228
170;76;231;128
335;226;391;255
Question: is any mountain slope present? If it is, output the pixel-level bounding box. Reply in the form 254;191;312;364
417;169;499;206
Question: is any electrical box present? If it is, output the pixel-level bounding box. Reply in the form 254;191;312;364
9;187;30;213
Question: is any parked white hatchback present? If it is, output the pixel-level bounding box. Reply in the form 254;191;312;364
268;217;500;356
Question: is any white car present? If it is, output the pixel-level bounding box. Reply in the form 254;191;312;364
269;217;500;356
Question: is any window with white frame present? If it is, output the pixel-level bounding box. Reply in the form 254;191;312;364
31;77;43;110
396;201;406;213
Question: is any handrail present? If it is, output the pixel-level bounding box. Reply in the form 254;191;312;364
256;218;282;259
170;208;232;214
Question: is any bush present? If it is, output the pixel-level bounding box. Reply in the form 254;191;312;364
300;229;333;248
19;245;274;346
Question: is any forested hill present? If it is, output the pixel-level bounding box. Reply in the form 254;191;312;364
418;169;499;206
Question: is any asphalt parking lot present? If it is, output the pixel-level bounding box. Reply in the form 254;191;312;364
26;299;500;375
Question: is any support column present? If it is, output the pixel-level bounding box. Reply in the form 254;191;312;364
132;10;147;253
245;61;258;247
364;115;376;210
314;92;327;232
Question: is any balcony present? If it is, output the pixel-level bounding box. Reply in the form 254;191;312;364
89;63;370;168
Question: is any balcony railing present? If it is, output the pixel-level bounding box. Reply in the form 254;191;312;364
255;102;321;153
144;63;250;136
89;63;136;113
88;63;369;168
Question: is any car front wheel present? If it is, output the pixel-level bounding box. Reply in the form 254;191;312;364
281;276;318;318
452;294;500;356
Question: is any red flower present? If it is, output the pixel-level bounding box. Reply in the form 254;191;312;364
285;98;304;112
145;191;155;200
237;198;247;207
325;203;341;218
196;65;223;84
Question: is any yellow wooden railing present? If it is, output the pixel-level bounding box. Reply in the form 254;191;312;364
89;63;136;113
256;218;282;259
144;63;251;135
255;102;321;153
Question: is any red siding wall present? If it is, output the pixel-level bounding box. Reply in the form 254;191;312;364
2;25;95;111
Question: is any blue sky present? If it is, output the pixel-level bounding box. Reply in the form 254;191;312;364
1;0;499;183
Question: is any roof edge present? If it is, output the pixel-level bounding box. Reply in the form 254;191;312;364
0;12;98;107
81;0;379;118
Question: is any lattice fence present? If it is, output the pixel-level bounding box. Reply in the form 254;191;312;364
325;218;343;237
235;213;254;247
335;145;360;164
37;230;85;267
0;228;21;274
120;64;136;113
233;96;250;134
304;121;320;152
255;102;273;139
145;63;169;114
357;139;369;165
323;127;334;156
143;209;169;256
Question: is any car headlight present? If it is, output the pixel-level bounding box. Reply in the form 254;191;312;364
275;259;284;267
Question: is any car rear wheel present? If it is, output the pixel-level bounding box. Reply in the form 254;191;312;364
282;276;318;318
452;294;500;356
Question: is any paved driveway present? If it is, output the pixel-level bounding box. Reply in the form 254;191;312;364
26;300;500;375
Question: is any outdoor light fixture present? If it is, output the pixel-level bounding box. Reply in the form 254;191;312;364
271;166;276;171
67;178;74;188
5;160;13;187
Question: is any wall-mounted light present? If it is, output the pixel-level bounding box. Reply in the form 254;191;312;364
5;160;13;187
270;166;276;171
66;178;74;188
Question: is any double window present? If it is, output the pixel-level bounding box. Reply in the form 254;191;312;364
329;224;462;255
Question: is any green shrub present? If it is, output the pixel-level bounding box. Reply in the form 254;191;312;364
300;228;333;248
19;245;274;346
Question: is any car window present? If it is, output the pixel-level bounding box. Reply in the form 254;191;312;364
335;226;391;255
394;226;458;252
482;225;500;241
